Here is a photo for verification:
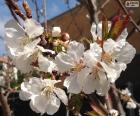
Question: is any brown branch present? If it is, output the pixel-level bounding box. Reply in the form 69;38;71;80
116;0;140;32
105;93;112;111
111;84;126;116
88;94;109;115
0;92;11;116
5;0;26;20
5;1;19;23
127;19;140;39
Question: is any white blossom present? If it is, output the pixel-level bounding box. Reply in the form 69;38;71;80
5;19;44;73
81;43;110;95
56;41;85;94
52;27;61;37
19;77;68;115
121;88;131;96
126;101;137;109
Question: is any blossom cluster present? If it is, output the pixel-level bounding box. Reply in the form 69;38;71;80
4;16;136;115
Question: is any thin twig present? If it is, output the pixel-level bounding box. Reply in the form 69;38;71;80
105;93;112;111
66;93;71;116
111;84;126;116
127;19;140;39
5;0;20;24
116;0;140;32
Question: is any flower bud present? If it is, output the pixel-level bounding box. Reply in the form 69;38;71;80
61;33;70;41
52;27;61;37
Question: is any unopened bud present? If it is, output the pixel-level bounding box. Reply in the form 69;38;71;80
61;33;70;41
52;27;61;37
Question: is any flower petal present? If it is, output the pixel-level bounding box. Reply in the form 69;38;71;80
117;42;136;64
64;73;81;94
54;88;68;105
30;95;48;114
117;28;128;41
38;54;53;73
55;52;74;73
96;71;110;96
24;19;44;38
5;19;26;50
77;67;91;89
46;94;61;115
67;41;85;59
82;74;97;94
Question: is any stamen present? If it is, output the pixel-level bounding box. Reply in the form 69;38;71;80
72;59;84;72
102;52;112;64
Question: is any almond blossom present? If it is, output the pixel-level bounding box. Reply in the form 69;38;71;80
19;77;68;115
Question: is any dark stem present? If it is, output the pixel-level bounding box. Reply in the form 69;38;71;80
5;0;19;23
105;92;112;111
111;84;126;116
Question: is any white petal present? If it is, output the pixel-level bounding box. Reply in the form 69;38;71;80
24;38;40;54
90;43;102;59
117;28;128;41
117;42;136;64
103;39;116;53
54;88;68;105
19;91;32;101
100;62;118;81
82;74;97;94
96;71;110;96
29;99;40;113
5;20;26;49
55;52;74;73
46;94;61;115
77;67;91;89
13;55;32;73
67;41;85;59
24;77;43;92
37;45;55;54
64;73;81;94
38;54;51;72
30;95;48;114
24;19;44;38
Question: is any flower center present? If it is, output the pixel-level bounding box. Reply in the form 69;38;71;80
102;52;112;64
41;86;54;97
92;65;99;79
72;59;85;72
21;37;32;46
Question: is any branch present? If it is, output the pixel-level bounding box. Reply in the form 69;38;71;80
116;0;140;32
0;92;11;116
127;19;140;39
111;84;126;116
105;93;112;111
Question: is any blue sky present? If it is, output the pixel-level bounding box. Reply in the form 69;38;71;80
0;0;78;55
